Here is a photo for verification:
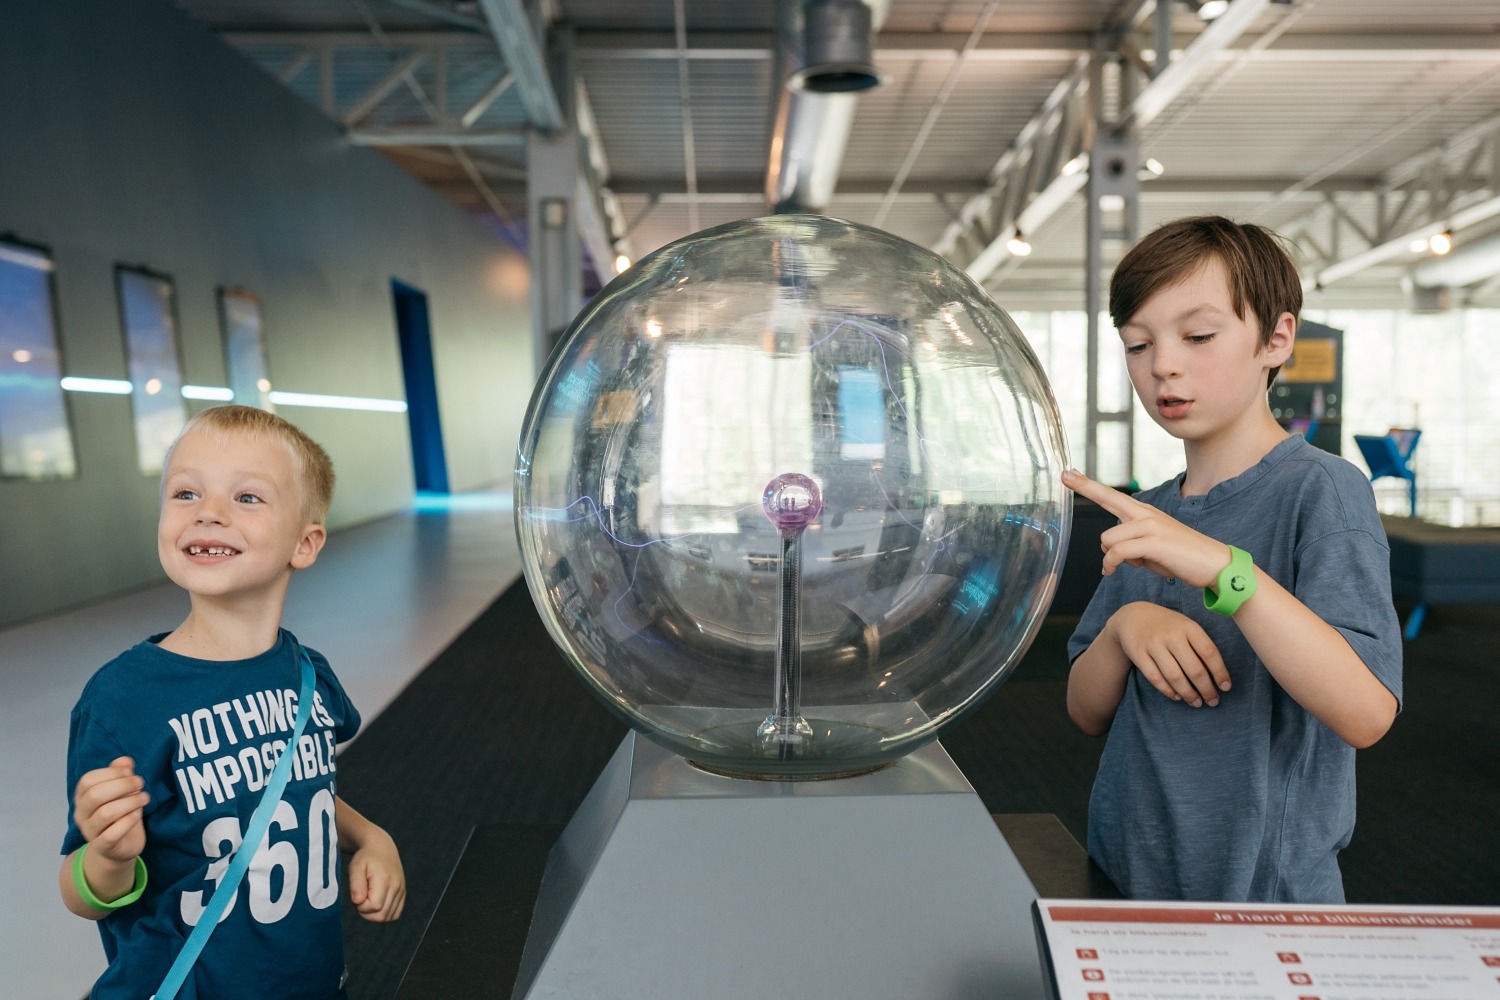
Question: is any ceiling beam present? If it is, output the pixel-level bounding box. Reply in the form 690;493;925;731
574;76;631;262
601;170;1374;202
929;58;1089;265
460;71;515;128
1120;0;1274;131
341;50;427;126
1284;115;1500;289
608;175;989;197
473;0;563;132
1306;195;1500;290
384;0;489;33
347;125;528;146
224;31;496;48
222;29;1500;61
935;0;1276;283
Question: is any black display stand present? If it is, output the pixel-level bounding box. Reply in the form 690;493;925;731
1272;318;1343;455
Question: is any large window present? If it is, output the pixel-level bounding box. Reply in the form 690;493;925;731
1311;308;1500;526
1012;310;1156;489
116;267;187;475
0;240;77;479
1016;307;1500;526
219;287;273;410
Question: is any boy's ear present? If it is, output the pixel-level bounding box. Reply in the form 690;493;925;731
291;524;327;570
1263;311;1296;368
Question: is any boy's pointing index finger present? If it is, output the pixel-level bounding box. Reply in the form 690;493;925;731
1061;468;1141;519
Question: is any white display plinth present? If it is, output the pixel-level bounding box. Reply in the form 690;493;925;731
512;731;1048;999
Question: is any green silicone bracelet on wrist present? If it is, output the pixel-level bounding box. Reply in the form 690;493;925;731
1203;544;1256;616
73;843;147;911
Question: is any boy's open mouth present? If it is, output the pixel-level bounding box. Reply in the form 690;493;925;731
1157;396;1192;417
186;545;241;557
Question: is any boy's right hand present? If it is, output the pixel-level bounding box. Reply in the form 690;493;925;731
73;756;149;862
1112;602;1231;708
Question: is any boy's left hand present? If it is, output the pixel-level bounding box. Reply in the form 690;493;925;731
1062;469;1233;590
347;827;406;923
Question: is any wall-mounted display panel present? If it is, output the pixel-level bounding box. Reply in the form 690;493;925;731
0;239;77;479
219;286;273;410
116;266;187;474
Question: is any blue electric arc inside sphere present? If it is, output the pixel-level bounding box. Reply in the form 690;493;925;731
515;214;1071;779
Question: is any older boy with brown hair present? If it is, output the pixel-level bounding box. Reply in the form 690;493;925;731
60;405;404;999
1063;215;1402;903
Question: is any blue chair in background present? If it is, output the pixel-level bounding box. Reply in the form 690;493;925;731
1355;428;1420;519
1356;428;1427;638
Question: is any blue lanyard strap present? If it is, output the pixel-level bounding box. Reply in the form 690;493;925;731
152;644;318;1000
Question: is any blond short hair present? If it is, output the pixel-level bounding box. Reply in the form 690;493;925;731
166;405;336;524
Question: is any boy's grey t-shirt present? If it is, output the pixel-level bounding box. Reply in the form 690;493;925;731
1068;434;1403;903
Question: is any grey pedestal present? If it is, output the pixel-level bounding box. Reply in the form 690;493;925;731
512;731;1049;999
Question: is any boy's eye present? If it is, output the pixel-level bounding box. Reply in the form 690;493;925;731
1123;343;1148;355
171;488;199;501
1187;332;1216;344
235;492;264;505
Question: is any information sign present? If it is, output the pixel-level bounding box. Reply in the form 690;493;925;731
1035;898;1500;1000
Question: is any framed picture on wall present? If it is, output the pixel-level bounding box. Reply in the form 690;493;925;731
115;266;187;475
0;238;78;479
218;286;273;410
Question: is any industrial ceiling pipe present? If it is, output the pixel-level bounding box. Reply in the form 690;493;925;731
765;0;889;214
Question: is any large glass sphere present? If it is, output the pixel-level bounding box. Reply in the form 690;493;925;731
515;215;1070;779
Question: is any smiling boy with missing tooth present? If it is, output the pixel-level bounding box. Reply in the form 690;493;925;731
1062;216;1403;903
59;405;404;999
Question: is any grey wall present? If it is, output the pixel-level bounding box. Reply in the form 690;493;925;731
0;1;534;628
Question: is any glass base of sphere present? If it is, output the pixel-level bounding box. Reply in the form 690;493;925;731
641;701;933;780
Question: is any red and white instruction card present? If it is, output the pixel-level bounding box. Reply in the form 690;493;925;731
1033;898;1500;1000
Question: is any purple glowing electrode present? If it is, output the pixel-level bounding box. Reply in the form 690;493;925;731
762;473;823;534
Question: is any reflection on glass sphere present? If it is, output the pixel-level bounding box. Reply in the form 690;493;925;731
515;215;1071;779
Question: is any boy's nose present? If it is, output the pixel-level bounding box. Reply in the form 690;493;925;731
195;499;230;524
1152;345;1184;379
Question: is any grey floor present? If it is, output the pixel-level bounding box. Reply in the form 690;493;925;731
0;490;521;1000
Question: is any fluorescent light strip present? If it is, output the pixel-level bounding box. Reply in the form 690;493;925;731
0;245;54;272
269;391;408;413
181;385;235;401
60;376;133;394
60;378;406;413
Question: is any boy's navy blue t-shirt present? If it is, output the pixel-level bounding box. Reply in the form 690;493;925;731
1068;434;1403;903
63;630;359;1000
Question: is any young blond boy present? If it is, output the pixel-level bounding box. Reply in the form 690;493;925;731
1064;216;1402;903
60;405;404;999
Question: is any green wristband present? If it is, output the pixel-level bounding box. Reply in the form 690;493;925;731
1203;544;1256;616
73;843;147;911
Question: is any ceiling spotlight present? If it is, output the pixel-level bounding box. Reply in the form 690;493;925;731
1006;231;1033;257
614;254;632;274
1428;230;1454;256
1141;157;1166;177
1196;0;1231;20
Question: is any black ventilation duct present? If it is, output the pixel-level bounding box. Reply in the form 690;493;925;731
790;0;886;94
765;0;889;213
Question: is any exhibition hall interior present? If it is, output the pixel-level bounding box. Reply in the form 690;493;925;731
3;0;1499;997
